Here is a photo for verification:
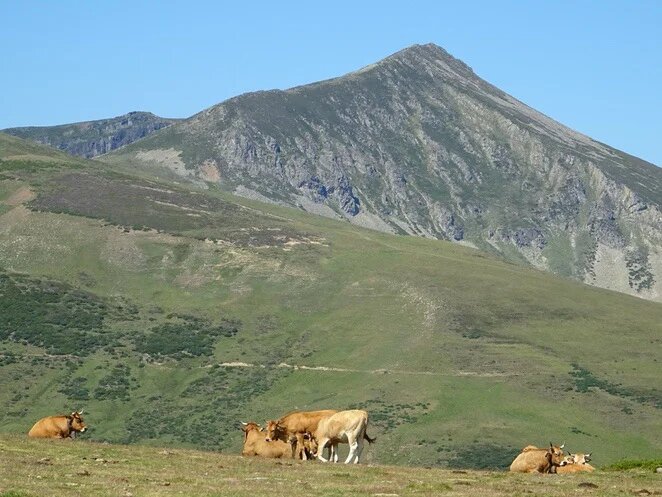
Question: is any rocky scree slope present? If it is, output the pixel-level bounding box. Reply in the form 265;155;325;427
3;111;179;158
105;44;662;301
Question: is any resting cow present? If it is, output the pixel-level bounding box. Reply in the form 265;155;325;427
28;411;87;439
264;409;338;460
240;422;294;458
311;409;375;464
557;452;595;473
509;443;565;473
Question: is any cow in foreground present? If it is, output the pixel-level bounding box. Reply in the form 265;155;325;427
28;411;87;439
509;443;565;473
557;452;595;473
311;409;375;464
240;422;294;458
264;409;339;460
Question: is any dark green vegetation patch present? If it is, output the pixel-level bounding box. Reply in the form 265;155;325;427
134;315;240;358
0;272;118;355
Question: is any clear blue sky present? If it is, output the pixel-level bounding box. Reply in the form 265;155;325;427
1;0;660;165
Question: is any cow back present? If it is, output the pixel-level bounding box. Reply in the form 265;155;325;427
280;409;338;435
557;462;595;474
509;449;552;473
28;416;69;439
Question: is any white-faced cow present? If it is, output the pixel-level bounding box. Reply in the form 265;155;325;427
557;452;595;473
28;411;87;439
311;409;375;464
264;409;339;460
240;422;294;458
509;443;565;473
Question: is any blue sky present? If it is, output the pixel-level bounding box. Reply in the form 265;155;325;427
1;0;660;165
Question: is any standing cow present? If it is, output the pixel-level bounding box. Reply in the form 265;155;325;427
311;409;375;464
28;411;87;439
264;409;339;460
509;443;565;473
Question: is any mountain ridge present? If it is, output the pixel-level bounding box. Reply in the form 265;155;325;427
2;111;180;158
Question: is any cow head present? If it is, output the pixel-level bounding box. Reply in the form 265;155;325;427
264;420;286;442
240;421;261;439
547;442;565;468
568;452;591;464
302;432;318;458
68;411;87;434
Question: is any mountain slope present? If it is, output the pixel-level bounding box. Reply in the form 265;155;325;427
104;44;662;302
3;111;179;158
1;133;660;466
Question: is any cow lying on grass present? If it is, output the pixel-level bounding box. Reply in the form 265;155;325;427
28;411;87;439
557;452;595;473
509;443;565;473
240;422;295;458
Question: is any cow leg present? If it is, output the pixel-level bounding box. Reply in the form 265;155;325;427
344;436;359;464
296;433;307;460
353;439;365;464
331;444;339;463
316;438;330;462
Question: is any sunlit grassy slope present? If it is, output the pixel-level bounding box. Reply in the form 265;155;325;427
0;435;661;497
0;133;660;469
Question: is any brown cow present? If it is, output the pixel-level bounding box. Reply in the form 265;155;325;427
557;452;595;474
28;411;87;439
264;409;338;460
240;422;295;458
310;409;375;464
509;443;565;473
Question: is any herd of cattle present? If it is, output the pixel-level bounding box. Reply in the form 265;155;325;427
26;409;595;473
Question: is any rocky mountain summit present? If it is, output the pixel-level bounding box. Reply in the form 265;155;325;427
104;44;660;301
3;111;179;158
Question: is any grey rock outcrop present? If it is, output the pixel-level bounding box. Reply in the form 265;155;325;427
3;111;179;158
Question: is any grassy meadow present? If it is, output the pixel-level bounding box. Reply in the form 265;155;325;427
0;133;660;471
1;435;661;497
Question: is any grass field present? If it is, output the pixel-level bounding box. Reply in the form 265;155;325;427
0;133;660;468
0;435;660;497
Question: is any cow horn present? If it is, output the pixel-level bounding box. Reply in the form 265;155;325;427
560;443;565;449
240;422;248;426
78;409;84;415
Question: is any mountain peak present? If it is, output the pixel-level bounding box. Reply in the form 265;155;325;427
378;43;477;82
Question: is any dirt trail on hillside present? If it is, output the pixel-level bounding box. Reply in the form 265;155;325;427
215;361;516;377
0;354;514;377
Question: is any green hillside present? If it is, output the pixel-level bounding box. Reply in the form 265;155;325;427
0;133;660;468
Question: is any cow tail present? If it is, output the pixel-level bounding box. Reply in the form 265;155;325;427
363;432;376;444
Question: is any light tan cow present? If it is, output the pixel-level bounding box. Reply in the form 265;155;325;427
311;409;375;464
557;452;595;473
28;411;87;439
264;409;339;460
509;443;565;473
240;422;294;458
